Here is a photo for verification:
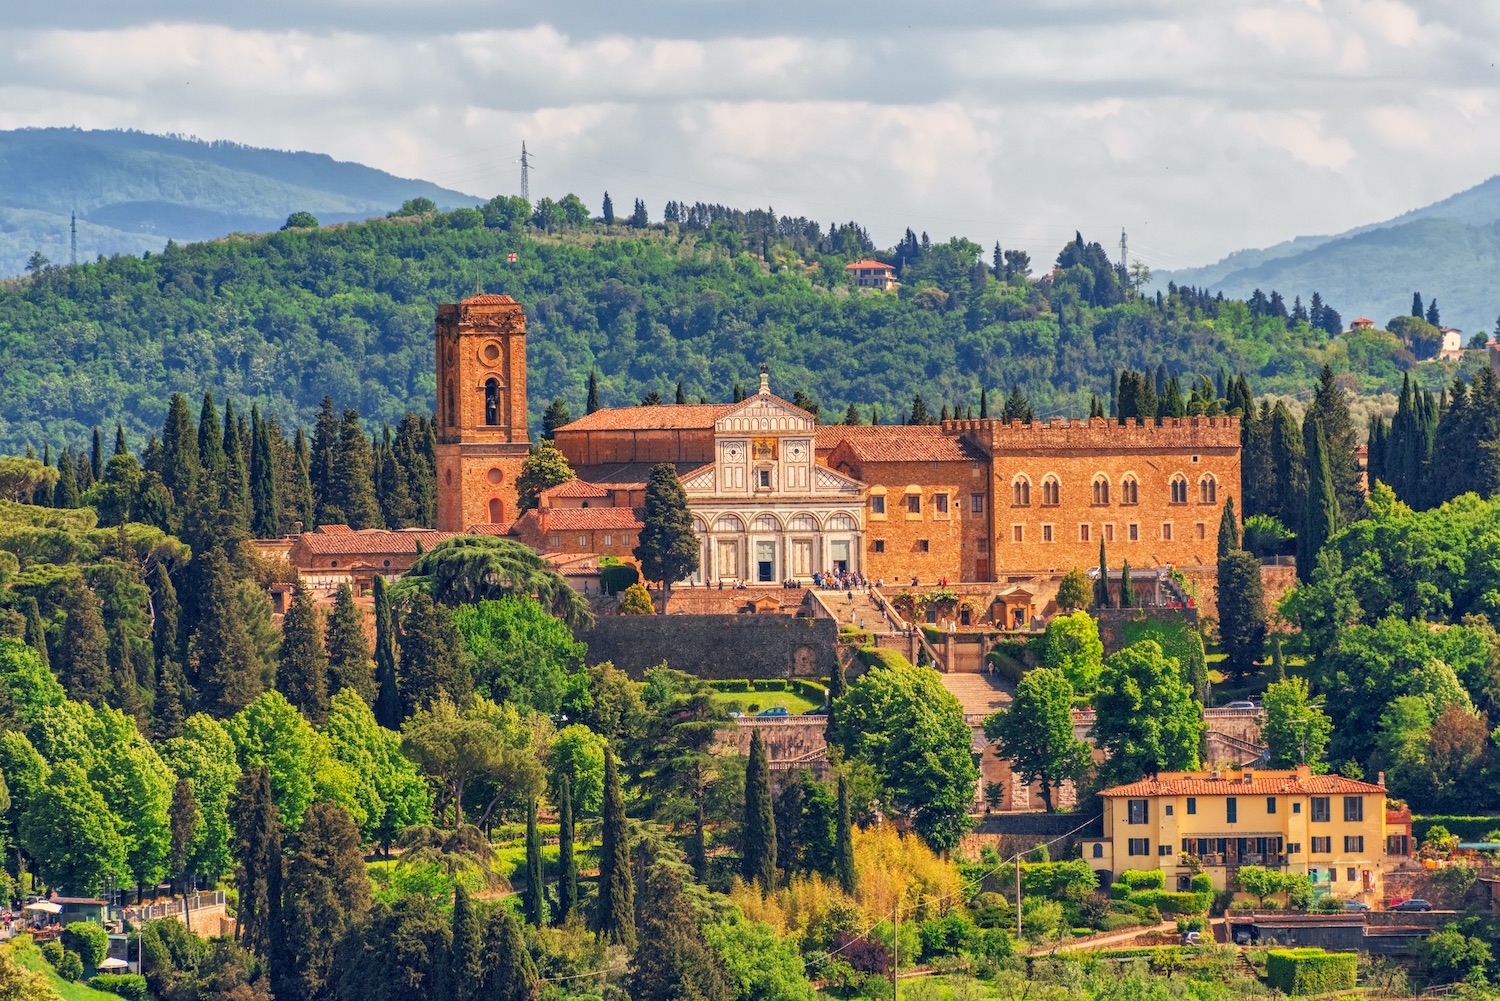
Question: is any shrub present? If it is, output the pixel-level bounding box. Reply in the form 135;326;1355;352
618;583;654;615
969;891;1010;928
599;563;639;595
40;941;64;967
1264;949;1357;996
1312;895;1344;913
1190;873;1213;895
63;920;110;968
1126;889;1211;915
91;974;149;1001
855;647;909;672
1119;869;1166;890
56;949;84;981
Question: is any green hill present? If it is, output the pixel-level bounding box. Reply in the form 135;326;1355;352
0;127;479;277
0;200;1479;453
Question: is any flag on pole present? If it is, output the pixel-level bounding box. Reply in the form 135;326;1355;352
507;253;517;262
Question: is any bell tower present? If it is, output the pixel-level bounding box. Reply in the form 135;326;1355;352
433;294;531;531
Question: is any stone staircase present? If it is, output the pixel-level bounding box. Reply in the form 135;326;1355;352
940;671;1014;716
811;588;899;634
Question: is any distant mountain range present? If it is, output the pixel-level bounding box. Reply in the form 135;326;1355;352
0;128;480;277
1161;174;1500;337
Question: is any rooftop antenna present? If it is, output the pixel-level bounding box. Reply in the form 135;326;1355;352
70;211;77;265
1118;227;1128;276
518;141;532;202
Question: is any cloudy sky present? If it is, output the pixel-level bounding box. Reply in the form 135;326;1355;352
3;0;1497;269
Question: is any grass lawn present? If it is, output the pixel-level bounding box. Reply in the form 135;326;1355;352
709;689;822;716
1122;614;1200;669
3;935;122;1001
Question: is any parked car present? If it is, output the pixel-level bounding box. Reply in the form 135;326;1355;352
1224;700;1257;710
1342;899;1372;911
1392;898;1433;911
804;706;830;716
756;707;790;717
1180;930;1201;946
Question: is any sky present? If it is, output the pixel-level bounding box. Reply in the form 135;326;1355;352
3;0;1498;271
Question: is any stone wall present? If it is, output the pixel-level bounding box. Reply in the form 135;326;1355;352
1178;561;1297;627
578;613;838;679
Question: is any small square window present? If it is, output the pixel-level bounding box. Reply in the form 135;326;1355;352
907;494;922;514
1164;804;1174;816
1196;522;1206;540
971;493;985;513
1293;802;1302;814
1162;523;1173;541
977;538;988;554
917;540;930;553
1080;524;1090;542
873;539;885;553
1128;523;1139;541
758;470;771;488
871;496;886;514
935;494;949;514
1013;525;1023;542
1042;524;1054;542
1105;523;1114;542
1267;797;1277;814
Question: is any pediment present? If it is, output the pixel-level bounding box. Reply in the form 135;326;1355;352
716;393;816;434
814;466;865;494
681;465;717;492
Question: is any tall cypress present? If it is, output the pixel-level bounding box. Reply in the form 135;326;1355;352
1119;560;1134;607
594;746;635;949
556;773;576;922
160;392;199;511
198;392;225;476
279;583;331;725
1308;364;1362;523
586;370;601;415
54;449;80;508
328;407;381;529
1298;416;1339;583
310;397;339;524
450;885;484;1001
1217;497;1239;559
377;430;415;528
373;574;402;729
524;796;549;926
108;620;146;728
22;596;49;672
835;774;856;894
221;399;252;531
58;581;108;706
742;729;777;890
149;563;187;738
230;766;283;958
482;909;537;1001
1095;539;1111;608
398;593;467;717
194;548;265;716
249;406;281;538
1268;401;1306;526
326;583;376;705
825;663;846;741
91;426;104;482
113;423;128;457
291;426;315;531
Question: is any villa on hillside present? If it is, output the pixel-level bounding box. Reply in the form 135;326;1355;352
843;260;898;290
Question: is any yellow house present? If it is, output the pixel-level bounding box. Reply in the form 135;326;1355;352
1082;767;1393;902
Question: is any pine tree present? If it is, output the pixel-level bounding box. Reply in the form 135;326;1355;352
108;620;146;728
1217;497;1239;559
541;397;572;440
325;584;376;705
398;592;467;717
742;729;777;890
1297;416;1339;583
594;746;635;949
450;885;485;1001
524;796;549;926
1095;540;1111;608
279;583;331;724
556;773;576;922
586;370;601;415
834;774;856;894
231;766;282;958
843;402;861;426
58;581;108;706
627;865;733;1001
373;575;402;728
22;595;49;672
1119;560;1134;608
249;406;281;538
908;394;931;425
194;548;265;716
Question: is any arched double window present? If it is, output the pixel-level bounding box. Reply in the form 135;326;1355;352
714;514;745;533
827;513;857;531
1041;475;1061;507
1170;475;1189;505
752;514;782;533
1091;475;1110;506
1012;476;1031;507
484;378;501;426
1199;474;1217;504
789;514;818;532
1121;475;1139;505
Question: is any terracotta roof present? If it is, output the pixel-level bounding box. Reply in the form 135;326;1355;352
1101;771;1386;798
293;528;457;555
845;260;894;271
466;523;512;535
573;462;707;486
546;479;611;499
818;424;980;462
540;508;644;532
555;403;735;432
462;294;518;305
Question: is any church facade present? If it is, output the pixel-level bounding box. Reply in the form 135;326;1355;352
433;295;1242;583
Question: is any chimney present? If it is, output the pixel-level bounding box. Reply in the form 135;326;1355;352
1377;771;1386;788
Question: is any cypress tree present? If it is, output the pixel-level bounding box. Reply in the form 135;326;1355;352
1298;416;1339;583
586;370;601;415
634;464;699;608
108;620;146;728
627;865;733;1001
291;426;315;531
198;392;225;475
22;595;49;672
1095;540;1111;608
231;766;283;958
843;402;861;426
556;773;576;922
1412;291;1424;318
834;774;856;894
194;548;265;716
398;592;469;716
58;581;108;706
330;407;381;529
160;392;199;511
114;423;128;457
594;746;635;949
149;564;187;738
276;803;370;1001
1217;497;1239;559
310;397;339;522
1308;364;1361;523
249;406;281;538
742;729;777;890
450;885;484;1001
1268;401;1305;526
373;574;402;728
1217;549;1267;679
91;426;104;482
482;908;538;1001
774;776;804;880
168;777;200;894
825;663;846;741
279;583;331;724
54;449;80;508
326;583;376;705
524;796;549;926
979;387;988;418
1119;560;1134;607
1271;634;1286;681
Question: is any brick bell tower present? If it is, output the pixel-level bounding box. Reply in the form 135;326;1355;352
434;294;531;531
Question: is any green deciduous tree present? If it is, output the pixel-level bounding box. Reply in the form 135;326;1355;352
1261;676;1333;771
1055;569;1091;612
20;759;126;896
452;597;586;714
161;713;240;882
516;442;574;512
1041;611;1104;693
984;668;1091;812
1091;640;1204;784
227;691;316;830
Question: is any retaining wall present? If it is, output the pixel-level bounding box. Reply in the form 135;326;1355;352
579;613;839;680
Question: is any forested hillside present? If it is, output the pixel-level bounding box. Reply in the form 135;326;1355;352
0;194;1483;453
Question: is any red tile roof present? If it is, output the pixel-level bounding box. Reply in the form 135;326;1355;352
573;462;709;486
547;479;611;499
466;523;512;535
818;424;980;462
462;294;518;305
540;508;644;532
845;260;894;271
555;403;735;432
293;528;457;555
1102;771;1385;798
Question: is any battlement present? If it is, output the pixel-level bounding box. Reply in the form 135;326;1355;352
944;415;1240;453
437;295;526;330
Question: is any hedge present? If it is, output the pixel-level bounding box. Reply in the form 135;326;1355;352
1412;816;1500;844
1265;949;1357;996
90;974;149;1001
856;647;910;671
1119;869;1166;890
1125;890;1212;915
794;678;827;701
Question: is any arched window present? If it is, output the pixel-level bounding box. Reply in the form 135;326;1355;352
1199;475;1217;504
1041;475;1060;506
789;514;818;532
714;514;745;533
484;378;501;426
827;513;857;531
488;498;504;524
1170;475;1188;504
1012;476;1031;507
752;514;782;533
1121;475;1139;505
1092;475;1110;506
